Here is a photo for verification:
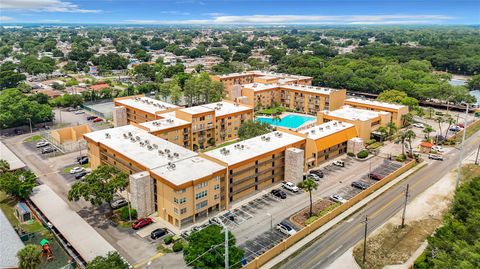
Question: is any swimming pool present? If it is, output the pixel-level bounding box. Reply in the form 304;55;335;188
257;114;316;129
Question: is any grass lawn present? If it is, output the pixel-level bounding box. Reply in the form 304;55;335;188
24;135;43;142
62;163;89;174
0;191;44;233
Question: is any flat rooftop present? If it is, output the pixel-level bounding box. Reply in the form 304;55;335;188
151;156;225;186
0;210;24;268
280;84;338;95
217;70;312;80
0;141;26;171
201;101;253;117
116;96;179;115
299;121;355;140
139;112;190;132
30;184;116;262
84;125;196;170
346;97;406;110
242;83;279;92
179;105;214;115
324;106;388;121
204;131;305;166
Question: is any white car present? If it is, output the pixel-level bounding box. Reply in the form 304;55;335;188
329;194;348;204
69;166;85;174
74;110;85;115
428;154;444;161
332;160;345;167
282;181;299;192
412;123;425;128
276;222;297;236
307;174;321;181
432;145;444;152
36;141;49;148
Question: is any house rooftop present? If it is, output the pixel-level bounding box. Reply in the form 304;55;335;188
346;97;406;110
204;131;305;166
116;97;179;115
151;156;225;186
201;101;253;117
84;125;196;170
324;106;389;121
299;121;355;140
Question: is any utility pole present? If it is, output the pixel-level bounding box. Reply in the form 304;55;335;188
456;104;469;188
401;184;410;228
362;215;368;265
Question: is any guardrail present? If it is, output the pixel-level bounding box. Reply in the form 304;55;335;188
242;159;417;269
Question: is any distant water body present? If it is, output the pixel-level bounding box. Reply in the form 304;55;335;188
448;79;480;105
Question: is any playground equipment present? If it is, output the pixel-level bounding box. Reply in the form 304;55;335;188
40;239;54;261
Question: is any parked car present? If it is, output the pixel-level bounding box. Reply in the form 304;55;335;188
181;230;192;238
457;123;465;128
282;181;299;192
351;181;369;190
74;171;87;180
429;154;444;161
276;221;297;236
78;157;89;165
271;189;287;199
412;123;425;128
132;218;153;230
74;110;85;115
306;173;321;181
14;129;24;135
150;228;168;239
36;141;49;148
329;194;348;204
225;212;236;222
69;166;85;174
110;198;128;209
76;155;88;162
93;117;103;123
309;169;324;178
209;217;221;225
431;145;444;152
449;126;461;132
368;173;384;181
41;147;55;154
87;116;97;120
332;160;345;167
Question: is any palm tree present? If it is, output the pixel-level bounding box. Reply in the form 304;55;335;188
272;115;282;123
444;116;455;139
386;122;398;137
404;129;417;157
377;126;388;142
423;126;434;140
435;116;444;143
427;107;434;119
401;113;414;127
297;178;318;218
399;130;408;156
17;244;41;269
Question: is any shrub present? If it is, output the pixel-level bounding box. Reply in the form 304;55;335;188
396;154;406;162
357;150;369;159
172;242;183;252
164;235;173;245
118;207;137;221
347;152;355;157
365;139;376;145
367;142;383;150
305;216;319;225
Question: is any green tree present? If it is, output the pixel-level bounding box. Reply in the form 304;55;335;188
238;120;271;140
423;125;434;140
86;252;129;269
435;116;444;142
0;159;10;174
0;170;37;199
0;88;53;128
444;116;455;139
467;74;480;91
184;72;224;105
157;82;171;101
170;84;182;105
184;225;244;269
401;113;414;127
297;178;318;217
134;63;156;81
0;70;26;90
403;129;416;156
17;244;41;269
68;165;128;208
386;122;398;137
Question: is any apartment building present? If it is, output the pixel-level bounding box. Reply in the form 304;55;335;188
345;97;409;127
175;106;216;151
113;95;179;125
202;131;305;208
317;106;391;140
212;70;313;100
241;83;347;113
83;125;226;228
281;121;358;169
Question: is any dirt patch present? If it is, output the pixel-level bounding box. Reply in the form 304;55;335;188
353;219;442;269
290;199;336;226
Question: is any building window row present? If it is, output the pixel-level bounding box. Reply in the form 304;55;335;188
196;200;208;210
195;190;208;200
196;181;208;189
174;197;186;204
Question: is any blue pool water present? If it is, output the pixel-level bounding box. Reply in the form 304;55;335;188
257;114;316;129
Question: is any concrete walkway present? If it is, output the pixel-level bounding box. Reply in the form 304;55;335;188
262;161;428;269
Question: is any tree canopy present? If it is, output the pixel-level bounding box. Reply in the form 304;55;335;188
0;169;37;199
86;252;129;269
238;120;272;140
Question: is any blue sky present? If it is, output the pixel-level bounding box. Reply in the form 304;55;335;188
1;0;479;25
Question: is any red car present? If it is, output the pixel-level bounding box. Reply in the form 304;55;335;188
93;117;103;123
132;218;153;230
369;173;384;181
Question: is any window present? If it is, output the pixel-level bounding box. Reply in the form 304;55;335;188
196;200;208;210
196;181;208;189
214;194;220;200
214;184;220;190
180;208;187;214
175;189;186;194
214;176;220;182
195;190;208;199
174;197;186;204
174;208;179;215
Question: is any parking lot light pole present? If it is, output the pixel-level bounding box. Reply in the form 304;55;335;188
267;213;272;231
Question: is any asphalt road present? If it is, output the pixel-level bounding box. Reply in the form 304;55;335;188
278;131;480;269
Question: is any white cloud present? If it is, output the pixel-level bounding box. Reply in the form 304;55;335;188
1;0;101;13
125;14;454;25
203;12;225;16
0;16;15;21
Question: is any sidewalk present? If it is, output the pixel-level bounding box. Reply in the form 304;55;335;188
261;161;428;269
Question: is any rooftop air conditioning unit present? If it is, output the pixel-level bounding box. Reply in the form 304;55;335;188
140;142;145;146
153;144;158;149
147;145;153;151
105;133;111;138
144;139;150;144
123;133;128;138
135;136;140;141
130;137;136;142
173;152;179;157
128;132;133;137
265;137;271;142
158;150;164;155
165;149;171;153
